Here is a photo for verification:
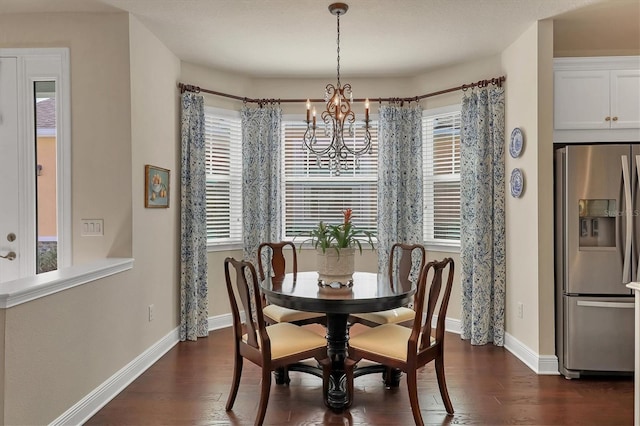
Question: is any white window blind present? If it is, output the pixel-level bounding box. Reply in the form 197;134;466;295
282;120;378;240
204;107;242;245
423;106;461;246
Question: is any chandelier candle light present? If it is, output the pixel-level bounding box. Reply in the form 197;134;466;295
303;2;372;174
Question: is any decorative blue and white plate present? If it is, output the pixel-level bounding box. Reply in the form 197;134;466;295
510;168;524;198
509;127;524;158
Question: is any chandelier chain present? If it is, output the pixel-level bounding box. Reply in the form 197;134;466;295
336;11;341;86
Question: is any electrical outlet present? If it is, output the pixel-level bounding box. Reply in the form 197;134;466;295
517;302;523;319
148;304;154;322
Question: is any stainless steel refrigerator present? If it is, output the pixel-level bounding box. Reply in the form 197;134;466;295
555;144;636;379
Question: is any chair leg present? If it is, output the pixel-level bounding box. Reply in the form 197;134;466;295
383;366;402;388
225;354;243;411
435;355;454;415
406;369;424;426
274;366;290;385
255;368;272;426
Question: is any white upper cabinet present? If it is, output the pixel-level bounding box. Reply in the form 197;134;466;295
555;69;611;129
611;70;640;129
554;57;640;143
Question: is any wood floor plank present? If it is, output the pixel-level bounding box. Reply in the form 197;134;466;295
86;326;633;425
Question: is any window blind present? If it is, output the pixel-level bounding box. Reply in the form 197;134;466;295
204;107;242;244
282;120;378;240
423;108;461;245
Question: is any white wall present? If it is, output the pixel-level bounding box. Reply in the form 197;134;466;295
0;13;134;424
129;14;182;349
0;12;182;425
0;13;134;263
501;22;545;353
536;20;556;356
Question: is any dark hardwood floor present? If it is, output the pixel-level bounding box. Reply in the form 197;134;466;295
86;325;633;425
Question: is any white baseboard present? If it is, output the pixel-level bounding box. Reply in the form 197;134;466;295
50;327;180;426
432;314;558;375
51;312;557;426
441;315;461;334
209;312;234;331
504;332;559;375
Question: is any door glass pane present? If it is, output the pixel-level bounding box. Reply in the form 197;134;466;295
34;81;58;273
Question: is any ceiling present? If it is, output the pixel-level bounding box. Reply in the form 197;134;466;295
1;0;638;78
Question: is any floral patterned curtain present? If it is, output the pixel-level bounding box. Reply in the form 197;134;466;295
179;92;209;341
377;104;423;275
460;86;506;346
241;104;282;265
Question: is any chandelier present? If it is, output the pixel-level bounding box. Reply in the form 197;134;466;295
303;2;371;174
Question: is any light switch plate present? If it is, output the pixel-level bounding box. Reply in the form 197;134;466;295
81;219;104;236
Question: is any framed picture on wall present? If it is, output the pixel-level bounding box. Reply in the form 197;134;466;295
145;164;170;208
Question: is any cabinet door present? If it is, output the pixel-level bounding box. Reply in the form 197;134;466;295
611;70;640;129
554;70;610;130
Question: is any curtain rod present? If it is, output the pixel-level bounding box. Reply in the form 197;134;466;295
177;75;505;104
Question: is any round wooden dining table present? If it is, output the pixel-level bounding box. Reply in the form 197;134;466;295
261;271;416;411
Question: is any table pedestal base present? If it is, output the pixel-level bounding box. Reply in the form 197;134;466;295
325;313;350;410
274;313;404;411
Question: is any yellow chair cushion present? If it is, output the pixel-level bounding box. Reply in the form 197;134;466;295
348;324;435;362
263;304;324;323
243;322;326;360
352;307;415;325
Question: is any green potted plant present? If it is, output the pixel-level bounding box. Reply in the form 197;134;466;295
300;209;375;284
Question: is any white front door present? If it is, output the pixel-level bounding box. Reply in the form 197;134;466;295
0;57;23;282
0;49;71;284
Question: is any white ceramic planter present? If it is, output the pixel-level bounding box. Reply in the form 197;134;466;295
316;247;355;284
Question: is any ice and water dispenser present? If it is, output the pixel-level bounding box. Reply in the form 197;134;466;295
578;199;617;248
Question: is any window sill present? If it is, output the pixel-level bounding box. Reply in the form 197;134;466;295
0;257;134;308
425;243;460;254
207;243;243;252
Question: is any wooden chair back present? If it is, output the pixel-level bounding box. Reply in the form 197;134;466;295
389;242;426;293
411;257;455;354
224;257;270;361
257;241;298;282
348;243;426;328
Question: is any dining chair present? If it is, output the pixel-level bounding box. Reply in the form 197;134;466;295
345;257;455;426
258;241;325;326
350;242;426;327
224;257;329;426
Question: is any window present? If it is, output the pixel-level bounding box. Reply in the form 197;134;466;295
423;106;461;248
204;107;242;247
282;119;378;240
35;82;58;273
204;106;462;252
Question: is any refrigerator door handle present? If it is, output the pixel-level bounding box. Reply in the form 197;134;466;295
622;155;632;283
577;300;635;309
